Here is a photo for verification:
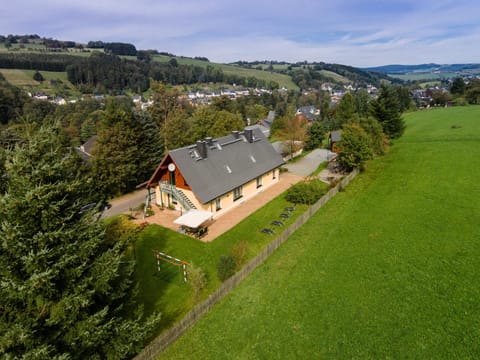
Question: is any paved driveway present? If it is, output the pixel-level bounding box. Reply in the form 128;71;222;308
102;189;148;218
283;149;336;177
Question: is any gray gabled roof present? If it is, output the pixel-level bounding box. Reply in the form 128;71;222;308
297;105;319;121
169;127;284;204
330;130;342;142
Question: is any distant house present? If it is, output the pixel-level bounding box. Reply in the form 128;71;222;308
295;105;320;122
77;135;97;160
256;110;276;137
132;95;142;104
146;127;284;219
51;97;66;105
329;130;342;153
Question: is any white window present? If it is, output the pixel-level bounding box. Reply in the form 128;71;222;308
256;176;262;188
273;169;277;179
233;186;243;201
215;197;222;211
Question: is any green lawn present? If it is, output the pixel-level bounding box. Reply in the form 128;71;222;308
134;193;314;329
160;106;480;359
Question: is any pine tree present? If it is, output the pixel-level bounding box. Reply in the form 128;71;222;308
0;124;159;359
92;99;140;196
335;92;357;125
370;84;405;139
135;111;164;182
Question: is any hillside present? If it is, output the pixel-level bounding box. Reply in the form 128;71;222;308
365;63;480;82
0;34;395;93
151;54;299;90
232;60;393;88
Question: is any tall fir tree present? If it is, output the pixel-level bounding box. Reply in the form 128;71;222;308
0;123;159;359
370;84;405;139
335;92;357;125
92;99;141;196
135;111;164;182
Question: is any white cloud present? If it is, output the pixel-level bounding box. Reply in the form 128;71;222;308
1;0;480;66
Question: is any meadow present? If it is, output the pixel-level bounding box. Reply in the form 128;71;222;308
0;68;79;97
159;106;480;358
151;55;299;90
389;72;458;81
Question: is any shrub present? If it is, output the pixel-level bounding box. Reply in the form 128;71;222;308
231;240;249;270
188;263;207;302
216;255;236;282
145;206;154;217
285;179;328;205
105;215;140;246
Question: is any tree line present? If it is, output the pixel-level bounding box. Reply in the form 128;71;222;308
0;52;81;72
66;53;280;94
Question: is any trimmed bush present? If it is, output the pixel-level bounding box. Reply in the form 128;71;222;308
216;255;236;282
285;179;328;205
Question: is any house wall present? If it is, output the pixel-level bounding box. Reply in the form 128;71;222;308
154;167;282;218
206;167;281;219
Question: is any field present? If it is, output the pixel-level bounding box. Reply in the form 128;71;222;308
0;68;79;97
160;106;480;358
389;72;458;81
152;55;299;90
318;69;349;83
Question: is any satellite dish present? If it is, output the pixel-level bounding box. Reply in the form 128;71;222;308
168;163;176;172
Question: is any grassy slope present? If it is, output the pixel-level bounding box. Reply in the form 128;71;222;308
318;69;350;83
0;68;79;96
160;106;480;359
152;55;299;90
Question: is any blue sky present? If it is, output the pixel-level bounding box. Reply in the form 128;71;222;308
2;0;480;66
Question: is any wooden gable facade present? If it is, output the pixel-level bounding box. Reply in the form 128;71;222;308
148;154;190;191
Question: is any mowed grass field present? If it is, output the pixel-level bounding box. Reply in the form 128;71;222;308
160;106;480;359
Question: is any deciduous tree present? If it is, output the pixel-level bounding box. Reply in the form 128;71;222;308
337;123;374;171
450;77;466;95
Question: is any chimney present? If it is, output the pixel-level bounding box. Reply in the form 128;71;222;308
232;130;240;139
196;140;207;159
244;128;254;143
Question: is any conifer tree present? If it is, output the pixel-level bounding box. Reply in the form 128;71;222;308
0;123;159;359
135;111;164;181
92;99;140;196
370;84;405;139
